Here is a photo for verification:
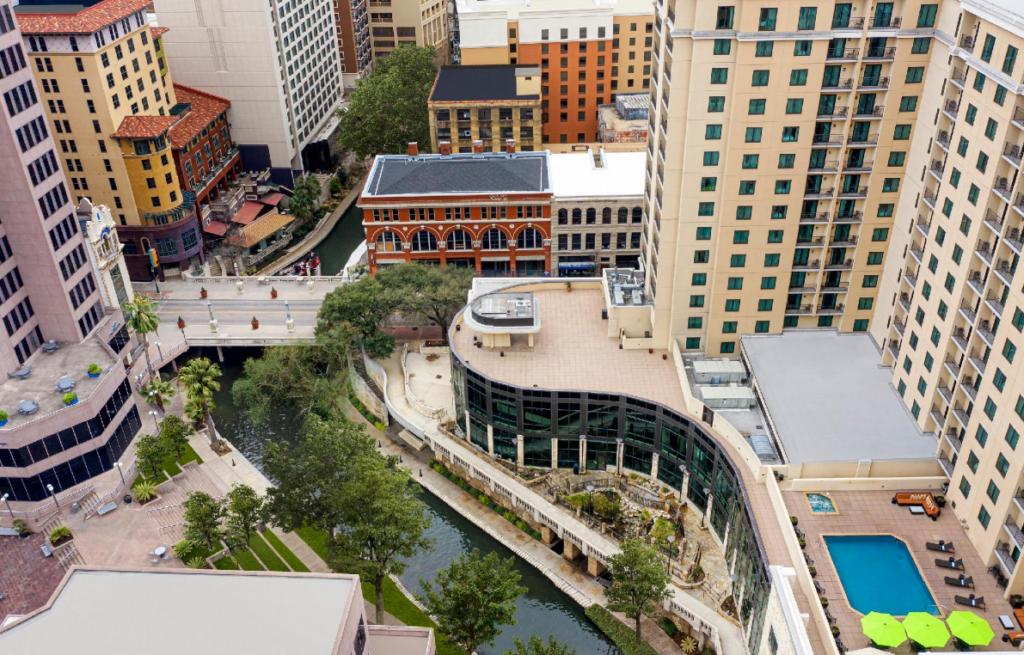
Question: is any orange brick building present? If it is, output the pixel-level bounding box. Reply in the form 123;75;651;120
358;144;552;276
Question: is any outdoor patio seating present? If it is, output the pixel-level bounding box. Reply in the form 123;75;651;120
927;540;955;552
955;595;985;609
18;400;38;414
9;365;31;380
944;575;974;588
42;340;59;353
1003;632;1024;647
936;557;964;570
55;376;75;393
893;492;941;518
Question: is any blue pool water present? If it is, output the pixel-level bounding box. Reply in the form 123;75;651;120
825;535;939;616
807;493;837;513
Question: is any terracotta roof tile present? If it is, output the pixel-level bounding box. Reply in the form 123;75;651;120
150;26;169;39
168;84;231;149
16;0;154;36
110;115;179;140
227;212;296;248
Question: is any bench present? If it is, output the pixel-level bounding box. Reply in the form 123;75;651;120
96;502;117;516
0;527;19;537
40;543;52;557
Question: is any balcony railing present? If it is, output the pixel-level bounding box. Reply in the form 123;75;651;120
951;68;968;87
898;292;912;313
821;78;855;91
804;188;835;199
838;186;868;198
936;130;951;150
808;160;839;172
847;133;879;145
826;47;860;60
931;405;947;427
986;291;1006;317
959;300;978;325
943;100;960;118
966;271;986;296
792;259;821;270
893;319;906;336
812;134;845;146
817;303;845;315
864;46;897;60
844;159;874;172
977;319;997;347
859;76;890;89
797;236;826;246
904;272;918;288
832;16;866;28
1012;106;1024;130
834;211;864;223
909;242;924;263
922;188;939;209
1005;227;1024;255
996;542;1017;576
959;35;975;53
1005;521;1024;550
830;234;859;246
968;348;987;375
952;328;969;353
1003;142;1024;168
871;15;902;28
824;258;854;270
886;339;900;359
916;217;932;236
975;241;994;267
944;356;961;378
785;304;814;315
801;211;831;223
929;159;945;176
938;456;954;477
817;106;849;119
853;105;885;118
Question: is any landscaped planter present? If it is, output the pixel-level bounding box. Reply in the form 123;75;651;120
49;526;73;548
87;363;101;378
63;392;78;406
0;411;7;426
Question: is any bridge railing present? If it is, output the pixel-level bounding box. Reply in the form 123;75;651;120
182;273;351;284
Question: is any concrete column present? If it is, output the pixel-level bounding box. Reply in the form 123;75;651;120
563;539;582;561
615;438;624;476
541;525;555;545
703;494;715;529
551;438;558;469
487;424;494;457
579;438;587;471
464;411;472;442
215;346;224;363
681;469;691;504
587;556;607;577
516;435;524;468
650;453;660;479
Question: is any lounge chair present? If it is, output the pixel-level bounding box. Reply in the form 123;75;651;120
955;595;985;609
1002;632;1024;647
944;575;974;588
936;557;965;570
927;540;955;552
893;492;941;518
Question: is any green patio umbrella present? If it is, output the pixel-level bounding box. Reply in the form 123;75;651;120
946;610;995;647
902;612;949;649
861;612;907;648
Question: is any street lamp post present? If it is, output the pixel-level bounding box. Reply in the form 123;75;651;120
150;410;160;433
700;487;711;528
208;301;218;333
587;483;594;516
285;301;294;333
666;535;676;575
114;461;126;489
155;341;163;361
46;484;59;508
1;493;12;519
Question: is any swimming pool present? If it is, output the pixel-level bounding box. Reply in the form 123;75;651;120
806;493;837;513
824;535;939;616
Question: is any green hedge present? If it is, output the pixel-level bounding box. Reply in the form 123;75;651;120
349;396;383;427
430;459;542;540
585;605;660;655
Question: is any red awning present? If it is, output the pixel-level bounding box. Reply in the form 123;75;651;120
259;192;284;207
203;221;229;236
232;201;264;225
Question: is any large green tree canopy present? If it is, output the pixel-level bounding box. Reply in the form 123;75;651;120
336;45;438;159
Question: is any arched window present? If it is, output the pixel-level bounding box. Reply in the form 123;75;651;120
602;207;612;223
557;208;568;225
571;208;582;224
410;230;437;251
516;227;543;249
481;228;508;250
617;207;628;223
586;208;596;224
376;231;402;252
632;206;643;222
446;229;472;251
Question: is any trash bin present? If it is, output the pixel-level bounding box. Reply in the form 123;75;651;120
71;502;80;514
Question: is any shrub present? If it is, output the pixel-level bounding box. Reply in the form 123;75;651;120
680;636;698;654
790;516;799;526
62;392;77;405
186;556;206;569
820;597;829;607
808;566;817;578
11;518;28;534
584;605;659;655
658;617;678;636
49;525;72;544
134;481;158;503
0;410;7;422
174;539;195;559
88;363;102;375
374;421;387;431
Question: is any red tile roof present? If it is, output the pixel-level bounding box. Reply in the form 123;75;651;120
110;115;179;140
232;201;266;226
168;84;231;149
203;221;229;236
259;192;285;207
16;0;154;36
150;26;169;39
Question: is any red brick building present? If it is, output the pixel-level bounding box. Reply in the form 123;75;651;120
168;84;242;228
358;143;552;276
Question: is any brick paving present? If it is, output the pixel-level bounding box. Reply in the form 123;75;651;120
0;532;65;624
786;489;1013;651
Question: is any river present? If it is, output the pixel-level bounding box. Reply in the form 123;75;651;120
205;348;618;654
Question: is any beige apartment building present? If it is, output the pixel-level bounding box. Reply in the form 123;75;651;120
370;0;449;63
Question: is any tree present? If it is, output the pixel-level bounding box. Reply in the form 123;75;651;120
505;635;577;655
144;375;176;412
329;176;343;198
123;293;161;377
182;491;225;551
159;414;194;461
134;434;168;481
318;276;399;359
336;45;437;159
376;264;475;342
418;549;526;653
605;538;672;645
329;461;434;623
232;345;348;426
263;414;377;561
289;175;321;224
179;357;223;449
225;484;265;548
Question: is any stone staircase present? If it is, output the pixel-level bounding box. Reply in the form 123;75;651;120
209;256;226;277
53;541;85;571
146;462;228;543
351;354;385;403
77;489;103;517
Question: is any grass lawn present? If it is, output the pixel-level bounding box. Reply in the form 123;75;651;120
213;555;239;570
296;526;465;655
132;470;168;488
249;532;289;572
263;530;310;573
132;440;204;488
232;548;265;571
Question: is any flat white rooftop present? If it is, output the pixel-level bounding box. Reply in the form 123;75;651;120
0;569;356;654
741;332;937;465
549;151;645;199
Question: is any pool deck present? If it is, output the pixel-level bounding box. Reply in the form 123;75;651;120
785;490;1012;651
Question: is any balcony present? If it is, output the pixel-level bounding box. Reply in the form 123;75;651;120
863;46;897;61
808;160;840;173
950;67;968;89
915;217;932;237
959;35;976;53
812;135;845;147
870;15;902;28
922;188;939;210
832;16;866;29
983;208;1005;235
936;382;953;403
995;259;1017;286
1013;106;1024;131
823;283;851;293
1004;521;1024;550
928;159;945;181
936;130;951;151
975;241;994;267
994;177;1014;203
952;402;971;428
909;242;924;264
830;234;859;247
1014;193;1024;218
804;188;835;200
821;78;855;91
800;212;831;224
797;236;826;247
961;379;980;402
1004;142;1024;168
785;304;814;315
886;339;900;360
959;301;978;325
853;105;885;118
952;328;969;353
904;272;918;288
817;303;845;315
823;258;854;270
938;456;954;477
966;271;986;297
942;100;960;120
858;76;890;90
817;106;849;120
976;320;996;348
792;259;821;271
1004;227;1024;256
834;212;864;224
996;542;1017;576
838;186;868;199
943;357;961;379
944;428;962;453
931;405;947;427
826;47;860;61
844;159;874;173
898;293;912;313
847;133;879;146
1015;489;1024;515
986;291;1006;317
968;349;987;375
788;285;817;294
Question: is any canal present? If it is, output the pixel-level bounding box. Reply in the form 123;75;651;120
206;348;618;654
313;199;366;276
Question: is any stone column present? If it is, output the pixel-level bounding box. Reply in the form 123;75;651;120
587;556;607;577
650;453;660;479
551;438;559;469
517;435;525;468
579;437;587;472
464;410;472;443
703;494;715;529
487;424;495;457
615;438;624;476
563;539;582;561
681;469;691;503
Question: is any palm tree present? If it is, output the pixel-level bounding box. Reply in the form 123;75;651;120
123;293;161;377
144;375;176;412
179;357;223;449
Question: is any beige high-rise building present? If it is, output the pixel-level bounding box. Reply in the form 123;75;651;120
369;0;450;63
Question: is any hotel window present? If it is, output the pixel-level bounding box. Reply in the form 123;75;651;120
758;8;777;30
751;70;769;86
748;99;765;115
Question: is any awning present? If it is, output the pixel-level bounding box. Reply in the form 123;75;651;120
232;201;264;225
227;212;296;248
259;192;284;207
558;262;596;270
203;221;229;236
